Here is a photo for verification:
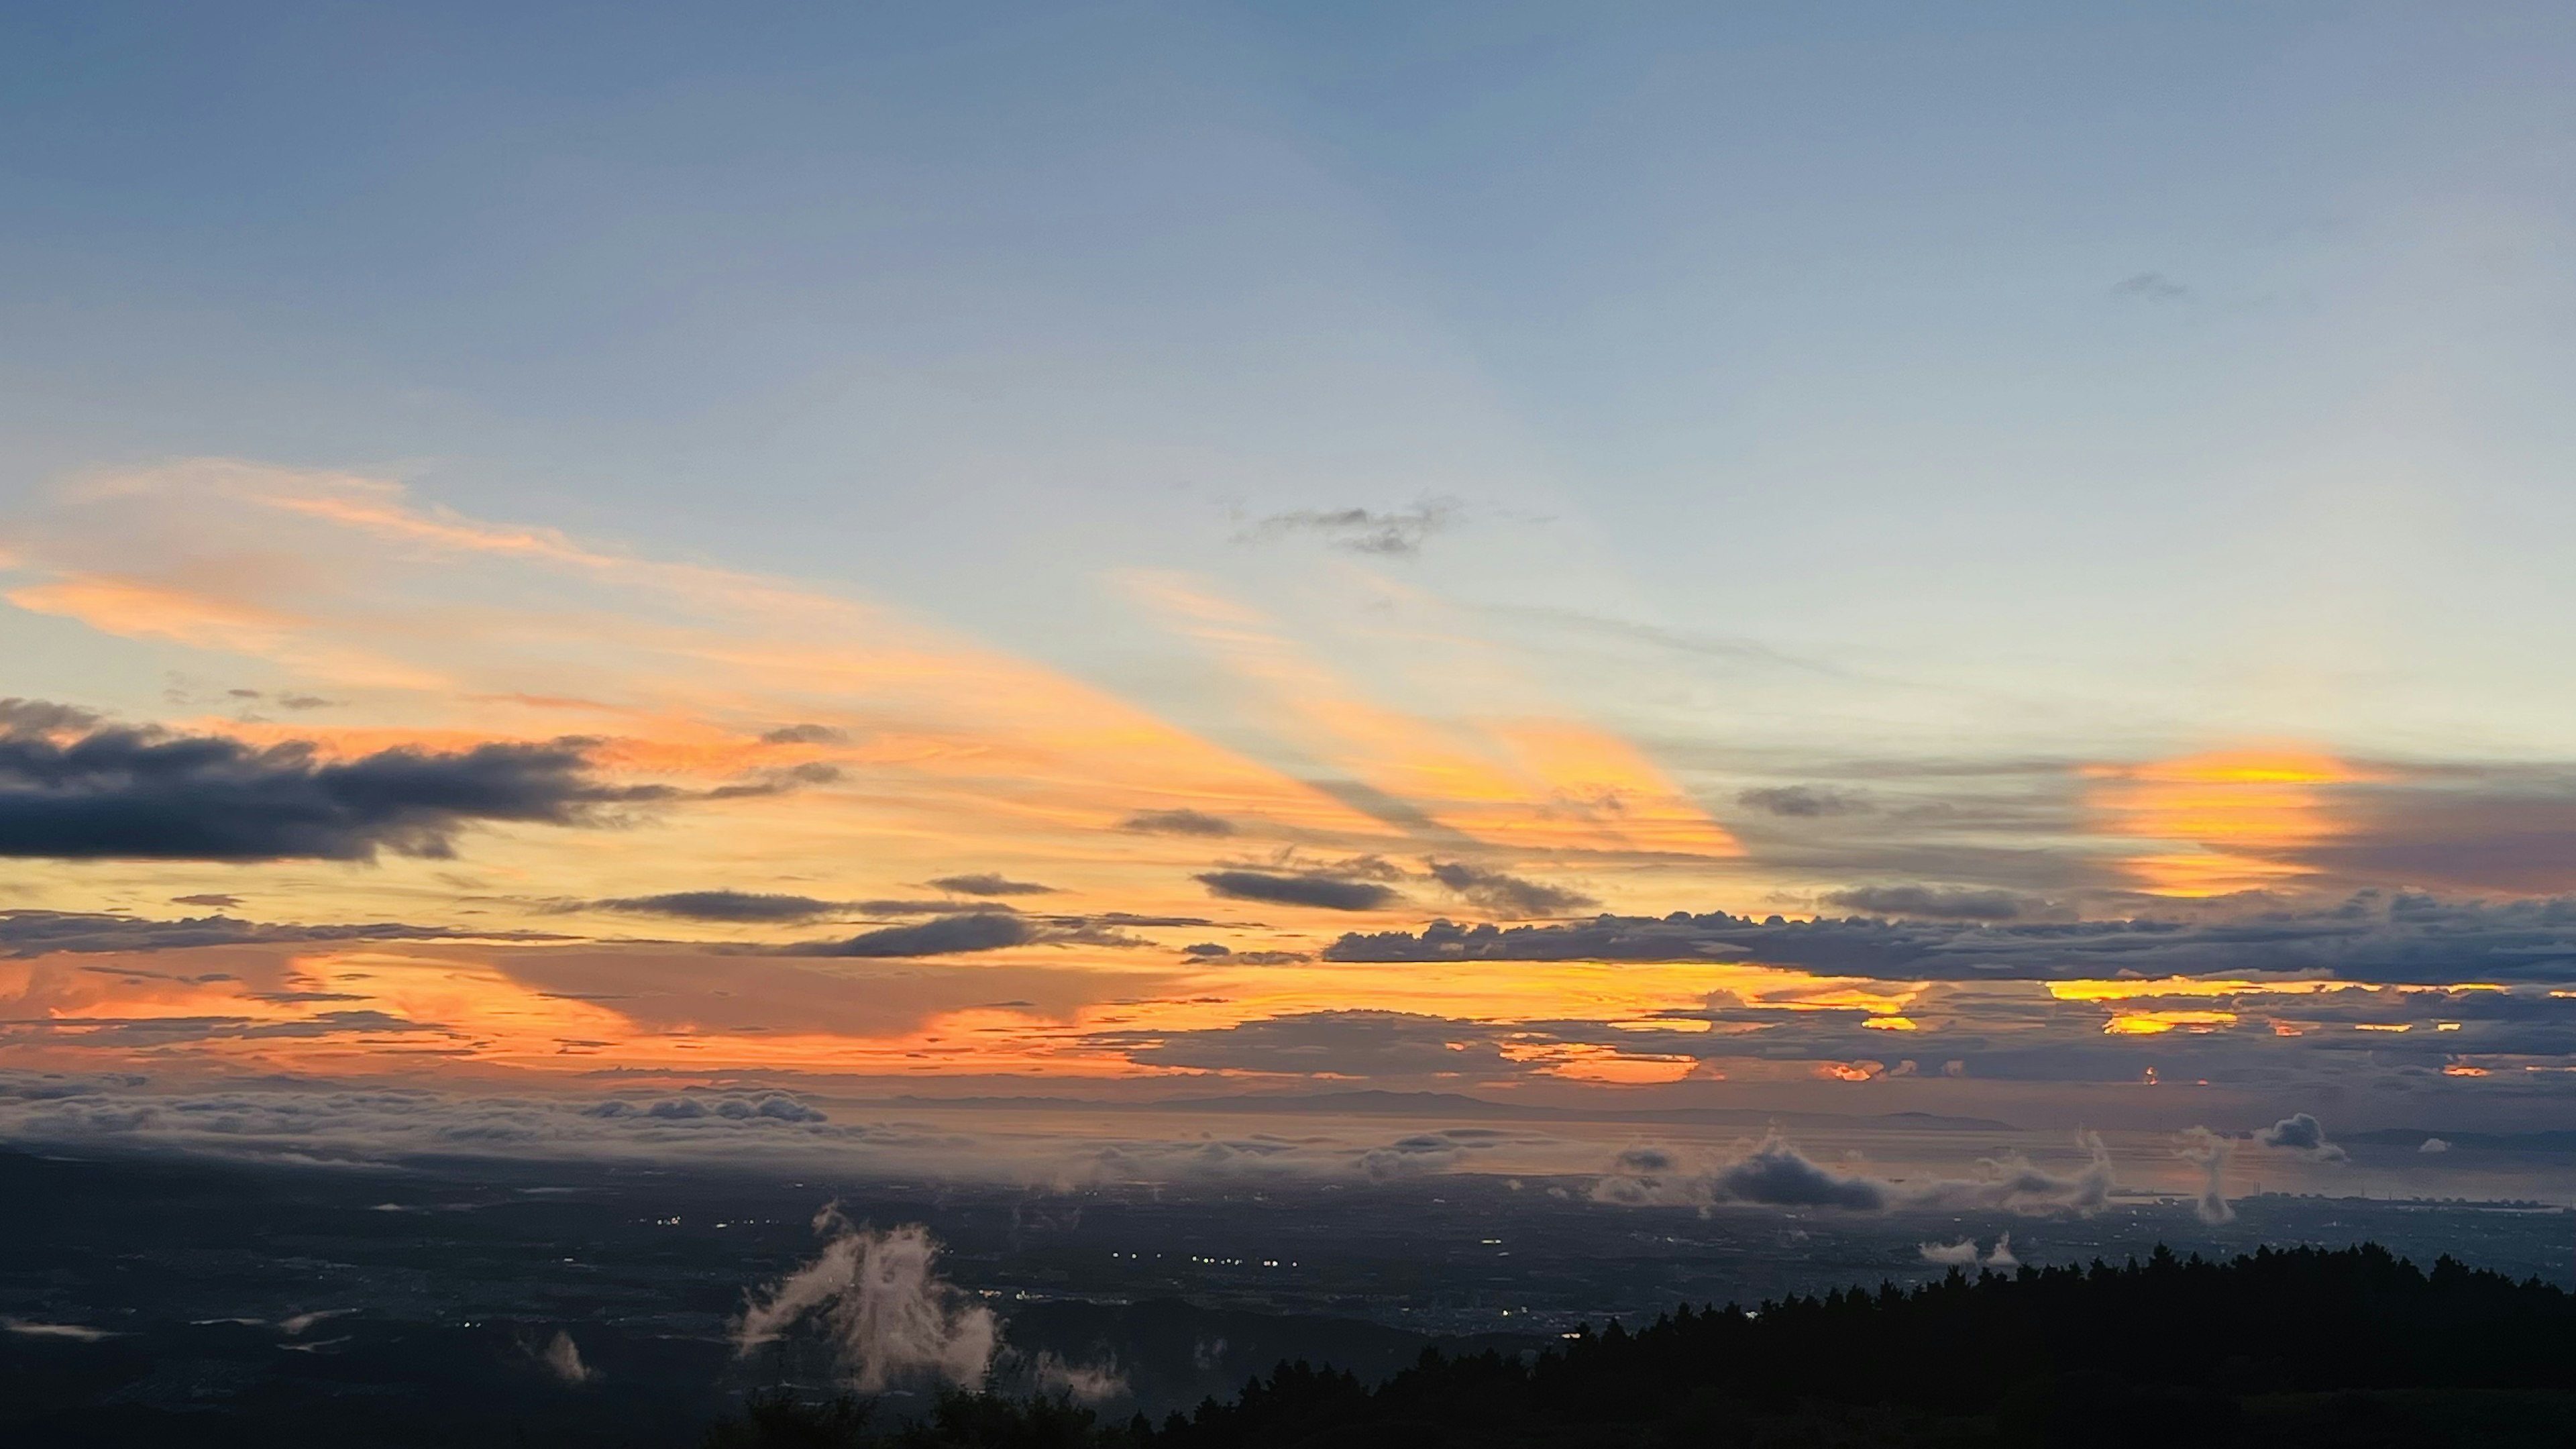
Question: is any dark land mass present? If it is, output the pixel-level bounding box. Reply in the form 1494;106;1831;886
890;1089;2019;1132
7;1147;2576;1446
732;1245;2576;1449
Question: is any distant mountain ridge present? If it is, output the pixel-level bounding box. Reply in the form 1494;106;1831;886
883;1088;2017;1133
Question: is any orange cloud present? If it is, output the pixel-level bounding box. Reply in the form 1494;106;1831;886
2086;749;2372;896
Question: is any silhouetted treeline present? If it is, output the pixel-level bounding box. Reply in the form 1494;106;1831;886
713;1244;2576;1448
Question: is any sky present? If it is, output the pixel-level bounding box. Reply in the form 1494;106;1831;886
5;3;2576;1177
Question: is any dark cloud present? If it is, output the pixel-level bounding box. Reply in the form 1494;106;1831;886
0;706;666;861
0;909;561;958
594;892;842;923
702;762;843;799
1121;809;1234;837
797;912;1040;957
1196;870;1399;912
1426;861;1596;918
1823;885;2028;922
2298;785;2576;896
3;1008;453;1047
927;873;1059;898
1708;1136;1890;1210
0;699;102;734
1322;892;2576;983
760;723;849;745
1110;1010;1523;1079
168;894;241;908
1737;786;1872;818
2112;270;2189;301
2254;1112;2348;1162
1244;500;1458;557
1595;1132;2116;1217
852;900;1022;917
276;696;339;711
586;1092;826;1124
1355;1129;1501;1181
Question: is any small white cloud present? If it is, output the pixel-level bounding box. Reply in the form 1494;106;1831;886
2420;1137;2451;1154
541;1330;595;1385
3;1318;116;1342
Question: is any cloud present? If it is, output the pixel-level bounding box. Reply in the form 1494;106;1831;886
927;873;1059;898
2112;270;2189;301
539;1330;595;1385
0;908;559;958
2254;1112;2348;1162
699;761;843;800
0;707;665;861
594;891;843;922
0;699;101;733
1909;1134;2114;1216
2420;1137;2451;1153
734;1212;999;1393
1707;1135;1890;1210
1320;893;2576;984
1984;1233;2018;1269
1357;1132;1481;1181
1196;870;1398;912
4;1318;117;1342
1121;809;1234;837
168;894;241;908
2178;1127;2235;1224
1919;1238;1980;1266
1737;786;1871;818
1244;500;1458;557
1112;1010;1523;1079
1426;861;1596;918
851;899;1023;916
1823;885;2027;922
586;1093;828;1124
760;723;850;745
0;1075;926;1168
797;912;1038;957
1027;1350;1127;1404
1596;1132;2115;1218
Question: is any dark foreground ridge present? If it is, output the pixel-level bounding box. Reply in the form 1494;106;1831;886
716;1244;2576;1449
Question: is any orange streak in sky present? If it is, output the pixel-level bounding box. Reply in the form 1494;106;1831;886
2086;749;2370;896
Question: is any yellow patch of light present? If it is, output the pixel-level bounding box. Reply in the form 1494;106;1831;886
2355;1022;2413;1032
2048;977;2345;1002
1526;1042;1700;1085
2086;749;2372;897
1860;1016;1920;1031
2103;1010;2237;1035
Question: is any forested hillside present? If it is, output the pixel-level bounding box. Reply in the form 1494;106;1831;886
718;1244;2576;1449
